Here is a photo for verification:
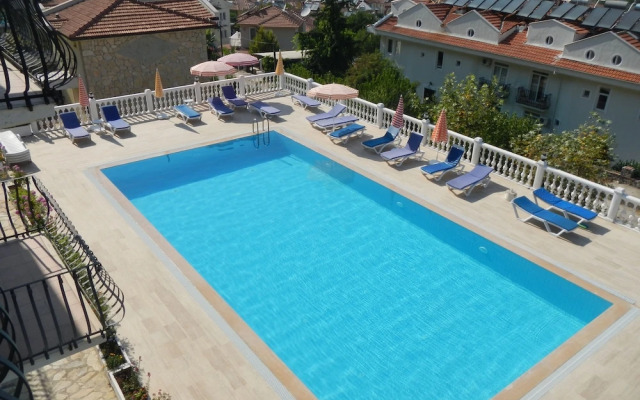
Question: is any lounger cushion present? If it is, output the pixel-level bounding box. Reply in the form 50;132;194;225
292;94;321;109
328;123;365;139
174;105;201;119
313;115;358;129
306;104;347;123
101;105;131;134
0;131;31;164
513;196;579;232
446;165;493;190
362;126;400;149
533;188;597;221
208;97;234;116
251;101;280;116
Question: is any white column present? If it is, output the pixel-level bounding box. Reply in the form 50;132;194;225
194;81;202;103
376;103;384;128
606;187;626;221
421;119;429;137
532;159;548;189
144;89;154;114
471;137;483;165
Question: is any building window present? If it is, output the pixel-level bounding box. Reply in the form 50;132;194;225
585;50;595;60
416;20;422;28
250;28;256;40
436;51;443;69
396;41;401;55
545;35;553;45
595;88;610;111
582;89;590;98
467;28;475;37
387;39;393;53
612;55;622;65
493;63;508;84
423;88;436;100
529;71;548;101
222;12;226;21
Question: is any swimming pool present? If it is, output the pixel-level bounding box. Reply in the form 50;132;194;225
103;132;612;399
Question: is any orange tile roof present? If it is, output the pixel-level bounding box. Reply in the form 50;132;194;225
376;17;640;84
47;0;213;39
237;5;304;29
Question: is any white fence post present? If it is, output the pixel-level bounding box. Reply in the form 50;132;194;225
471;137;483;165
194;81;202;103
144;89;154;114
376;103;384;128
306;78;314;92
606;187;626;221
239;75;246;97
421;119;429;137
532;158;548;189
88;95;99;122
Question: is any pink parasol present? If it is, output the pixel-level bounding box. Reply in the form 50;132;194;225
78;75;89;107
190;61;237;77
391;95;404;128
431;108;449;160
307;83;359;100
218;53;259;67
431;108;448;144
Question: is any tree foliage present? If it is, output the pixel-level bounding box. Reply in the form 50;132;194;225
344;52;426;117
428;73;539;150
248;27;280;54
296;0;354;75
511;113;614;183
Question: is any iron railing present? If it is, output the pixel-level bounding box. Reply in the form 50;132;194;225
515;87;551;109
0;0;76;110
0;175;124;399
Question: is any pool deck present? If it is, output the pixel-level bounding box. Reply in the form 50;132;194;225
15;93;640;399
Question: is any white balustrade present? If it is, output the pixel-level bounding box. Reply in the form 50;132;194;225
25;71;639;234
480;143;538;187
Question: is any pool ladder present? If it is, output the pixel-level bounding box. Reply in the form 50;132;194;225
252;118;270;148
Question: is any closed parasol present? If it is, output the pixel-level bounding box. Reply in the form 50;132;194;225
391;95;404;129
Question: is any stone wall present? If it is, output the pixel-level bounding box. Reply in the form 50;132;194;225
78;30;207;99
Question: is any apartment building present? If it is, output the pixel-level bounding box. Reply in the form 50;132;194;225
372;0;640;160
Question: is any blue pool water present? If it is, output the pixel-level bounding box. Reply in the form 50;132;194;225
103;133;611;400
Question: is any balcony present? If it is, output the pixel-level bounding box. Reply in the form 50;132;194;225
515;87;551;110
478;77;511;99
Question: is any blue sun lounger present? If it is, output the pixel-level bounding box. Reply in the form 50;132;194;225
100;105;131;136
292;94;321;110
221;85;248;109
306;103;346;123
362;125;401;154
446;164;493;196
327;123;366;144
421;145;465;181
59;111;91;143
174;104;202;124
512;196;579;237
533;187;598;226
313;114;359;132
207;97;234;120
250;101;281;119
380;132;424;166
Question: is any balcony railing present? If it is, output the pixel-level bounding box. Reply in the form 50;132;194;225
27;72;640;233
515;87;551;110
0;176;125;373
0;0;77;110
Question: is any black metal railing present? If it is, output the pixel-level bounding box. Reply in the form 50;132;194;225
0;0;77;110
515;87;551;110
0;175;124;372
0;293;33;400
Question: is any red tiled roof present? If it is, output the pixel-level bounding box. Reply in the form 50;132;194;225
619;32;640;51
557;20;590;35
425;3;456;22
46;0;213;39
237;5;304;29
376;17;640;84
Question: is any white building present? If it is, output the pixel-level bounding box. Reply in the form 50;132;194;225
371;0;640;161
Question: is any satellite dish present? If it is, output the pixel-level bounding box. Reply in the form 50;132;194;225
301;5;311;16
